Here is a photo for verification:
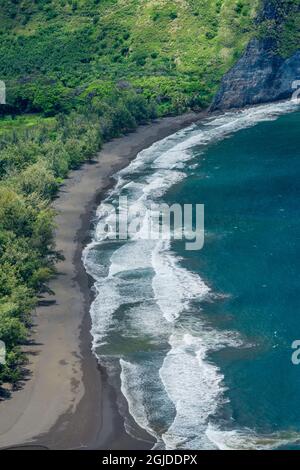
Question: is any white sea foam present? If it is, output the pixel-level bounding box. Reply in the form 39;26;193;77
206;424;300;450
160;331;242;450
120;359;164;444
142;170;186;198
117;125;198;177
83;100;300;450
109;240;153;276
152;241;210;322
90;277;123;348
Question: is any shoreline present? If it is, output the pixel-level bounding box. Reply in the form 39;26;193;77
0;111;205;450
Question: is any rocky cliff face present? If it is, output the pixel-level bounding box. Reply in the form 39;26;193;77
211;1;300;111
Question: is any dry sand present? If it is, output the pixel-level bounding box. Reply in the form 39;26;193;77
0;112;203;450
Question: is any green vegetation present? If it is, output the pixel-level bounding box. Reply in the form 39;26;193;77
276;0;300;57
0;0;260;116
256;0;300;57
0;0;298;390
0;87;156;390
0;115;54;135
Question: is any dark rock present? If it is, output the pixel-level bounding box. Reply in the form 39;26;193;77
117;80;131;90
257;0;280;22
211;39;300;111
210;0;300;111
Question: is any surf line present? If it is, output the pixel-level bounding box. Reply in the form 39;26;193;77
97;196;205;251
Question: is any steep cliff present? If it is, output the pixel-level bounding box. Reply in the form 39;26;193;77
211;0;300;111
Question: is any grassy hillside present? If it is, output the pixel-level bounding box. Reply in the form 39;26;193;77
0;0;260;116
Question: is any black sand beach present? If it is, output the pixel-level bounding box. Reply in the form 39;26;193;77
0;112;204;450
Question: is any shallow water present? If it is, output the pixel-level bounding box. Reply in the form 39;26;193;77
83;101;300;450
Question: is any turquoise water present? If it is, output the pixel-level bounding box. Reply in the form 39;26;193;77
84;101;300;449
169;110;300;449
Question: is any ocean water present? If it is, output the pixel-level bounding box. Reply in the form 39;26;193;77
83;101;300;450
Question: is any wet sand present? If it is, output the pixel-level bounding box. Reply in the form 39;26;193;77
0;112;204;450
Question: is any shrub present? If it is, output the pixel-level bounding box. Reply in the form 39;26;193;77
0;86;159;389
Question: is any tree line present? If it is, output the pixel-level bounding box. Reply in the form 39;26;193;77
0;87;157;391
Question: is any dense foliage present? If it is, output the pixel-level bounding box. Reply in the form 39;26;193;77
256;0;300;56
0;88;156;390
0;0;260;116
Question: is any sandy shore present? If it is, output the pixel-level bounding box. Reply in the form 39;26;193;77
0;112;204;450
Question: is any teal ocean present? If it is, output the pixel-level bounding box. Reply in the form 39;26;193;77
84;101;300;449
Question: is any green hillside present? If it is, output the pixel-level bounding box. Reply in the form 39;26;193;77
0;0;259;116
